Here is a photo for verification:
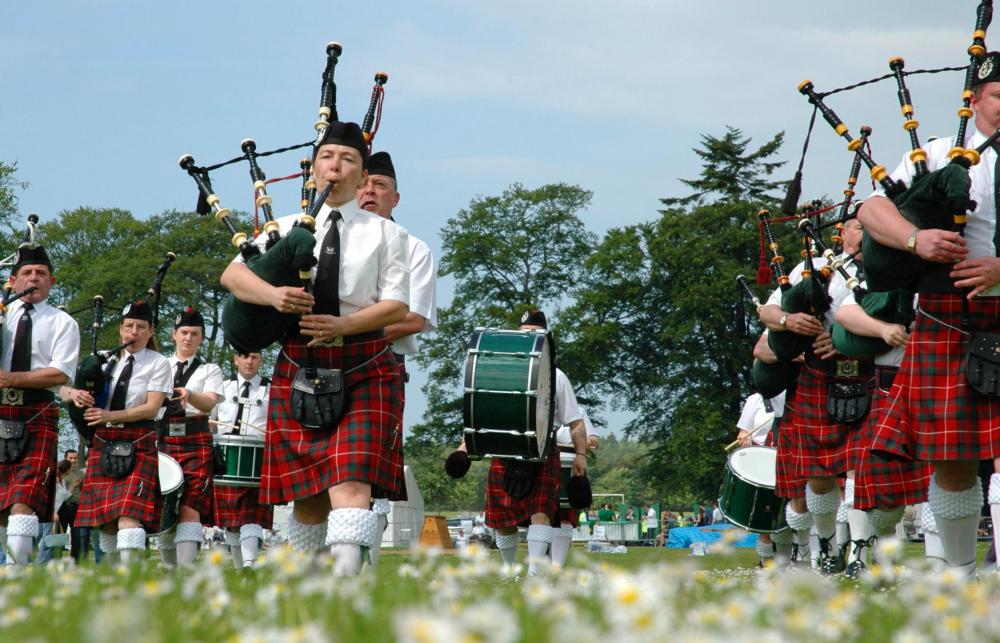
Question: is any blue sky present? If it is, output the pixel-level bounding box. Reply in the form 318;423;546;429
0;1;982;434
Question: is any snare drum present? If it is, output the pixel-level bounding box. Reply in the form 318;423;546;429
156;452;184;535
213;434;265;487
462;328;555;462
718;446;787;533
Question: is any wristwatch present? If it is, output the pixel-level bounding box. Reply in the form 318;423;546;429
779;314;788;330
906;228;919;255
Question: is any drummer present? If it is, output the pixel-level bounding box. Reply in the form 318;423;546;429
221;121;409;576
70;301;172;564
211;350;272;570
445;309;589;575
551;408;598;568
157;307;224;567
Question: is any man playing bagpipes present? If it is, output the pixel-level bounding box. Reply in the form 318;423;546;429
0;241;80;565
221;121;410;576
861;52;1000;576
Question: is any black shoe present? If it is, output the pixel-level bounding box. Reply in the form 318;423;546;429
844;559;866;578
818;537;844;575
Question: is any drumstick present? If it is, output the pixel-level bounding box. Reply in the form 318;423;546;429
209;418;264;433
724;416;774;452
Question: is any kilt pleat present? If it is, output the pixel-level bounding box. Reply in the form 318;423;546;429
775;393;807;499
871;294;1000;463
260;337;404;505
485;448;560;529
158;431;215;523
212;484;273;528
0;402;58;517
76;428;160;530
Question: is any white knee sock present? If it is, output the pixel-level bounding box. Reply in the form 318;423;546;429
771;528;793;565
239;524;263;569
919;503;946;568
174;522;204;566
6;514;38;565
550;524;573;567
809;528;820;568
495;532;519;566
927;478;982;573
326;508;378;577
806;485;841;541
756;538;775;562
157;526;177;567
99;530;119;565
117;528;146;565
784;505;812;563
287;513;327;553
869;506;905;538
223;530;242;569
367;513;388;569
989;474;1000;572
525;525;553;576
846;509;874;564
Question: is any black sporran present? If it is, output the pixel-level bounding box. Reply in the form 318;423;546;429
826;380;871;423
966;330;1000;397
100;440;136;479
212;444;228;476
290;367;347;430
0;420;28;464
502;460;541;498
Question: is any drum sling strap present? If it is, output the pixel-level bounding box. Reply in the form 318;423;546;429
762;397;774;414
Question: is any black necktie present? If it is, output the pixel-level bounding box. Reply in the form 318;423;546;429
314;210;342;316
993;144;1000;256
234;380;251;432
166;360;187;417
10;303;33;372
109;356;134;411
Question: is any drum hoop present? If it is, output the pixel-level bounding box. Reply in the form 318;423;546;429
726;446;777;489
157;452;184;495
213;434;265;447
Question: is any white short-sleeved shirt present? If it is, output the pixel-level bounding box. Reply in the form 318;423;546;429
736;392;782;445
167;355;224;416
839;288;917;367
873;129;997;259
553;368;584;432
233;201;409;315
646;507;657;529
556;407;596;446
1;299;80;391
391;233;437;356
105;348;173;414
214;375;270;437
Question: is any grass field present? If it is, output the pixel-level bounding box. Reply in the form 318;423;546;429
1;540;998;642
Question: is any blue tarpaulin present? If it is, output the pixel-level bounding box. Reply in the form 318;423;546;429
666;523;759;549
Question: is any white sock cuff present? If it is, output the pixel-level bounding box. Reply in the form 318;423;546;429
175;522;204;544
224;530;240;546
99;531;118;553
756;539;774;558
371;498;391;515
556;525;573;538
836;502;849;524
870;507;905;534
919;503;938;533
806;486;841;515
927;478;983;521
989;473;1000;505
240;523;264;542
843;478;855;507
287;514;327;552
325;508;379;547
495;532;519;550
771;528;794;545
117;527;146;551
526;524;553;544
6;514;39;538
785;505;813;531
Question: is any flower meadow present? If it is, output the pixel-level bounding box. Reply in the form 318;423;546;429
3;539;1000;643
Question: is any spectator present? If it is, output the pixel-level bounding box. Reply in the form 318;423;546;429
597;503;615;523
646;505;658;542
624;507;636;521
59;454;85;560
711;501;725;525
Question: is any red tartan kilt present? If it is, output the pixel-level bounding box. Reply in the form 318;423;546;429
212;484;273;528
0;403;58;517
485;448;560;529
853;371;931;510
159;431;214;523
788;363;869;480
775;398;807;499
260;336;404;505
76;427;161;530
872;294;1000;463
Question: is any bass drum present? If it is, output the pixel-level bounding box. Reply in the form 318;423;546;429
718;446;787;533
462;328;555;462
155;452;185;535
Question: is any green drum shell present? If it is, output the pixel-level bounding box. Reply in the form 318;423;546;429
462;328;555;462
156;452;184;535
718;447;788;533
214;434;264;487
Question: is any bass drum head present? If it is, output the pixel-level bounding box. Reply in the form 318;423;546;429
533;332;555;460
158;452;184;495
727;446;777;488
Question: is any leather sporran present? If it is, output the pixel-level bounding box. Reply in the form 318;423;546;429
100;440;136;479
290;367;347;430
502;460;541;498
966;330;1000;397
0;420;28;464
826;380;871;423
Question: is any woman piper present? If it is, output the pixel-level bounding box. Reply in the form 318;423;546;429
221;121;409;576
70;301;172;564
156;307;223;567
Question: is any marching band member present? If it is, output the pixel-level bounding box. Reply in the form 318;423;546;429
0;244;79;565
860;52;1000;575
356;150;437;568
221;121;409;576
157;307;224;567
550;408;597;568
212;351;272;570
71;301;171;565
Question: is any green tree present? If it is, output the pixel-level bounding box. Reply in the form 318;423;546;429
0;161;28;229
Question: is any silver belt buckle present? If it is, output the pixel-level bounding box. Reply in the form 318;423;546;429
105;422;125;429
317;336;344;348
168;422;186;437
836;360;860;378
1;388;24;406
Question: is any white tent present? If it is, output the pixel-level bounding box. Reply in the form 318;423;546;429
381;465;424;548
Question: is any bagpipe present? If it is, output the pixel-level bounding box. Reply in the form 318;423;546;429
794;0;995;292
177;42;389;353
